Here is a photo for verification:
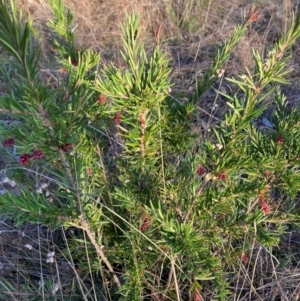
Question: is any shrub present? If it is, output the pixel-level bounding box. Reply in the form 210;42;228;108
0;1;300;300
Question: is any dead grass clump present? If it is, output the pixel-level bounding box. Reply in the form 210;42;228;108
0;220;84;300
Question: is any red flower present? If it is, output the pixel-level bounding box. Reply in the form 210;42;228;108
50;46;56;54
53;160;60;168
265;170;271;176
114;112;121;124
2;138;14;147
242;253;249;263
217;170;227;181
98;95;106;105
248;5;259;23
197;166;205;176
32;149;44;160
71;58;78;66
194;289;203;301
19;154;31;165
139;114;146;126
277;134;284;144
60;69;68;74
140;217;151;232
59;143;73;153
260;199;270;215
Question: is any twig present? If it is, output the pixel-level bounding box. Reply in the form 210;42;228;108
80;219;121;288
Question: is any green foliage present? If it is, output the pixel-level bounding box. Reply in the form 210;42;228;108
0;0;40;79
0;1;300;300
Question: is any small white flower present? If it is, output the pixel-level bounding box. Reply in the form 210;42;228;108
36;188;43;194
47;197;53;203
213;143;223;150
41;183;48;189
217;69;225;78
46;257;54;263
212;103;218;110
46;190;50;197
47;251;55;257
38;279;45;286
204;173;218;182
2;177;10;184
9;180;16;187
268;49;276;57
24;244;32;250
52;282;60;294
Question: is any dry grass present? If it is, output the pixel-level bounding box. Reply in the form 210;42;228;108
0;220;77;300
1;0;300;300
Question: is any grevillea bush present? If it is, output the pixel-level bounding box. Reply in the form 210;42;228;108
1;0;300;300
